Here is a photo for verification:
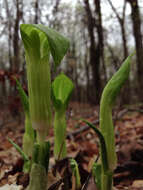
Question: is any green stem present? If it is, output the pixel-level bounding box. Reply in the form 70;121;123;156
36;132;49;168
32;142;50;172
26;163;47;190
99;54;134;190
25;113;35;137
101;171;113;190
100;106;117;171
37;130;46;145
83;120;112;190
23;113;35;157
54;109;67;160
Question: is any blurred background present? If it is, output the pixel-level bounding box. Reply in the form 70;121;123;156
0;0;143;117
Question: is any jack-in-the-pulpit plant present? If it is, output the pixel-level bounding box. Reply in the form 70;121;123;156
52;73;74;160
20;24;68;142
20;24;70;190
84;53;134;190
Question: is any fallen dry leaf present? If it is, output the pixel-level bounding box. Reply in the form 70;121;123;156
132;180;143;188
0;184;23;190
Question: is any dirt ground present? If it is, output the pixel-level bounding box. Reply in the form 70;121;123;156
0;102;143;190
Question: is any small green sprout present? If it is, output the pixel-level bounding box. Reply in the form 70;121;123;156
92;162;102;190
84;53;134;190
70;158;81;190
52;73;74;160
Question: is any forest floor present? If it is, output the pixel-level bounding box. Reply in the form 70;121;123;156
0;102;143;190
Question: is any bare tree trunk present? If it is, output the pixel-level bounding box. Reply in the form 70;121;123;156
108;0;129;59
5;0;13;71
52;0;61;29
94;0;107;84
121;23;128;59
127;0;143;99
13;0;22;73
84;0;101;104
34;0;39;24
82;24;91;102
84;50;90;101
108;0;130;104
53;0;61;14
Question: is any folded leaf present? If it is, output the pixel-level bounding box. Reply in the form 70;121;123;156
20;24;70;67
52;73;74;110
100;53;134;170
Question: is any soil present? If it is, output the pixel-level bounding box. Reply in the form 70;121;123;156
0;102;143;190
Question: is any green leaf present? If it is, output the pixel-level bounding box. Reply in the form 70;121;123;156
82;120;108;172
8;138;29;162
70;158;81;189
52;74;74;160
92;163;102;190
100;53;134;170
20;24;70;67
52;73;74;109
33;24;70;67
101;53;134;107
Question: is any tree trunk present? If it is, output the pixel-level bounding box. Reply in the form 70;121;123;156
84;0;101;104
127;0;143;99
13;0;22;73
5;0;13;71
94;0;107;84
121;21;128;59
84;51;90;102
108;0;130;103
34;0;39;24
108;0;129;59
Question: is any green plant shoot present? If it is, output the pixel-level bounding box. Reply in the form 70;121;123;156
20;24;70;190
70;158;81;189
84;53;134;190
8;138;31;173
100;53;134;172
52;73;74;160
92;162;102;190
20;24;69;144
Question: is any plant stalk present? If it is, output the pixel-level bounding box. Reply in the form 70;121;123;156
26;163;47;190
101;172;113;190
23;113;35;157
100;106;117;171
54;109;67;160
